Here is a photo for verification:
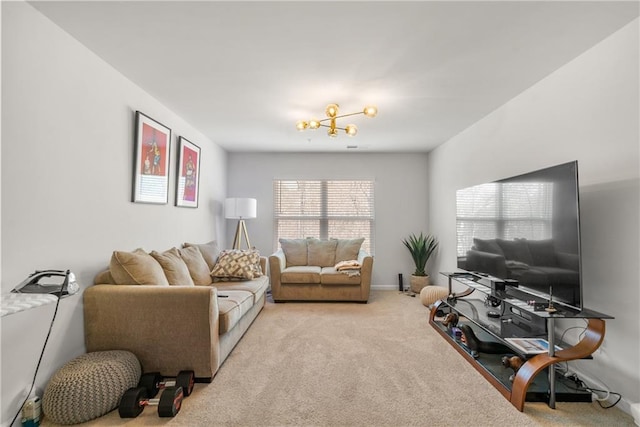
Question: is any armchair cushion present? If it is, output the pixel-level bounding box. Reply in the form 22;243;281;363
109;248;169;286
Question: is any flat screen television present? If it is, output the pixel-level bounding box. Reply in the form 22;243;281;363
456;161;582;311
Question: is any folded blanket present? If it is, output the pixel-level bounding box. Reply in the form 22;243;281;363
335;260;361;277
335;260;361;271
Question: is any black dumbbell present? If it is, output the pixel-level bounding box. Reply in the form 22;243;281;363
138;370;195;397
118;386;183;418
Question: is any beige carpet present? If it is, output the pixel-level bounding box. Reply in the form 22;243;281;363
43;290;634;426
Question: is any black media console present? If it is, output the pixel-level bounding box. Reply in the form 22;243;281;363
429;271;613;411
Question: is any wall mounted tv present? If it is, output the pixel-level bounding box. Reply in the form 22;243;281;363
456;161;582;311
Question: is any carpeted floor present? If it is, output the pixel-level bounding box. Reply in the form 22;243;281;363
43;290;634;426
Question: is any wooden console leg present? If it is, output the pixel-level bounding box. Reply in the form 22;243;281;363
510;318;606;411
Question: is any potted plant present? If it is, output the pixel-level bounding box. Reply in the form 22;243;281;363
402;232;438;293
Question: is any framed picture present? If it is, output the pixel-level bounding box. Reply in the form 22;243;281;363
132;111;171;204
175;137;201;208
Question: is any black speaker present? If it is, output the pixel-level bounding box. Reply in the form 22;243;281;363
398;273;403;291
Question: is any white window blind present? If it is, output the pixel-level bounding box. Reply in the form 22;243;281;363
456;182;553;256
273;180;374;254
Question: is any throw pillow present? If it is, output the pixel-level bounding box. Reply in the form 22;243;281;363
279;238;308;267
183;240;221;271
93;269;115;285
109;248;169;286
211;249;261;281
179;246;213;285
150;247;195;286
333;237;365;263
307;238;338;267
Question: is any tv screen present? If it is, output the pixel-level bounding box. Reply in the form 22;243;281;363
456;161;582;311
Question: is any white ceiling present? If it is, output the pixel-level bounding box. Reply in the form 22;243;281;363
29;1;639;153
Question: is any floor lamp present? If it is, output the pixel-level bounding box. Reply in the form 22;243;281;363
225;198;257;250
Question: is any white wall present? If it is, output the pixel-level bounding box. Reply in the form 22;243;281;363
427;19;639;414
1;3;227;425
226;153;431;288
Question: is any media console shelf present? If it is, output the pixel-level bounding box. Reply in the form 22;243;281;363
429;272;613;411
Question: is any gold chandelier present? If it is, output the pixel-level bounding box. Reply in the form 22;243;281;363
296;104;378;138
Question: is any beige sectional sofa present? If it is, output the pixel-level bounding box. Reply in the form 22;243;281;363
269;238;373;302
83;241;268;381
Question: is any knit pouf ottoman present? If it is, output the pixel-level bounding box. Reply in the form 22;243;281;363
43;350;140;425
420;286;449;307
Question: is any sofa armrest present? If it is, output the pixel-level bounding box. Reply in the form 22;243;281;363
268;249;286;294
84;284;219;379
357;249;374;300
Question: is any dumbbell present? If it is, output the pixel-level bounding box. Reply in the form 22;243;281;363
138;370;195;397
118;386;183;418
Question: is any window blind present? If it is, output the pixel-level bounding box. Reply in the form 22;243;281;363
273;180;375;254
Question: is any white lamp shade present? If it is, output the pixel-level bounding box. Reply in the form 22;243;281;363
225;198;257;219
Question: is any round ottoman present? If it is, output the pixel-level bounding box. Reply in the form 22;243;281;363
420;286;449;307
43;350;140;425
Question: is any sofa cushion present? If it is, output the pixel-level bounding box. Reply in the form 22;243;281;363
473;238;504;256
281;266;321;284
279;238;308;267
214;275;269;304
150;248;195;286
320;267;362;285
497;239;533;265
217;290;254;334
333;238;365;263
179;246;213;285
307;238;338;267
211;249;261;281
109;248;169;286
183;240;221;271
94;269;115;285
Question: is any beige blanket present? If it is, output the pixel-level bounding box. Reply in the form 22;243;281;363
335;260;361;276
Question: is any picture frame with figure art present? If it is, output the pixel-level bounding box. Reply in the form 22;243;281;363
175;137;200;208
132;111;171;204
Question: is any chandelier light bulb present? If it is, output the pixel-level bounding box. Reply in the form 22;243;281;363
363;105;378;118
309;119;321;129
325;104;339;118
296;120;309;131
345;124;358;136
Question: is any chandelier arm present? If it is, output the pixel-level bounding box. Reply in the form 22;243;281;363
333;111;365;119
319;124;347;131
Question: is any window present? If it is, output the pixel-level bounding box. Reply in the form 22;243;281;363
273;180;375;254
456;182;553;256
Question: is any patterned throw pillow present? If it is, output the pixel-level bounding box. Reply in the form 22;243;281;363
211;249;262;282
